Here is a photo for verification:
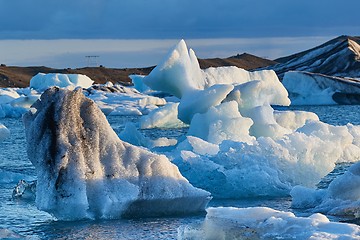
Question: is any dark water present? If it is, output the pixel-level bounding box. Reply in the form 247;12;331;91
0;105;359;239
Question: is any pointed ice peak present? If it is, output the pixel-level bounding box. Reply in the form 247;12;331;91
143;39;205;98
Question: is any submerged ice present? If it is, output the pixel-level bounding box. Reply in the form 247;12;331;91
23;87;210;220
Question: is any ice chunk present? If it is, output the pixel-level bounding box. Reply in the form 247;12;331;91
0;124;10;142
177;136;220;156
140;102;187;129
23;87;210;220
187;101;254;144
178;84;234;124
86;83;166;116
30;73;94;91
225;79;290;110
12;179;36;200
178;207;360;239
174;121;360;198
274;110;319;131
282;71;337;105
130;74;152;93
291;160;360;218
143;40;204;98
0;88;21;104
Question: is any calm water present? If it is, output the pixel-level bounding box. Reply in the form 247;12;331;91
0;105;359;239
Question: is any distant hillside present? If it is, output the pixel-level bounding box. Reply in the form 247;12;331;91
0;54;276;88
0;66;154;88
266;35;360;79
198;53;277;70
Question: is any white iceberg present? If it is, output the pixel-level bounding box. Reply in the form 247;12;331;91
140;102;187;129
178;84;234;124
23;87;210;220
143;39;204;98
30;73;94;91
178;207;360;239
140;39;360;198
174;120;360;198
187;101;254;144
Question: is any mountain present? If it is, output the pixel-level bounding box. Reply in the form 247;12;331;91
0;54;275;88
0;66;154;88
198;53;276;70
266;35;360;79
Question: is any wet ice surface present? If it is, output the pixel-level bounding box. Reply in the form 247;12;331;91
0;105;359;239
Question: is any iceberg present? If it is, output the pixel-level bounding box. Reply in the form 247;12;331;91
30;73;94;91
23;87;210;220
283;71;360;105
139;40;360;198
140;102;187;129
143;39;204;98
86;82;166;116
0;124;10;142
178;207;360;239
291;159;360;218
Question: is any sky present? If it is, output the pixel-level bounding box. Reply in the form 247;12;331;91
0;0;359;68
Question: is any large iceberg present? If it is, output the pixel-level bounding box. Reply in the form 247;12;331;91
178;207;360;239
23;87;210;220
140;40;360;198
30;73;94;91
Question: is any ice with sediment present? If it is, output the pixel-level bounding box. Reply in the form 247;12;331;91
291;155;360;218
23;87;210;220
0;124;10;142
177;207;360;239
30;73;94;91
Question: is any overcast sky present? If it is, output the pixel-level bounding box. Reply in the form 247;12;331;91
0;0;358;68
1;0;359;39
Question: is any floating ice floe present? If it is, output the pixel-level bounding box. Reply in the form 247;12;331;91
140;40;360;198
23;87;210;220
178;207;360;239
283;71;360;105
0;124;10;142
85;82;166;116
291;159;360;218
0;87;41;118
30;73;94;91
